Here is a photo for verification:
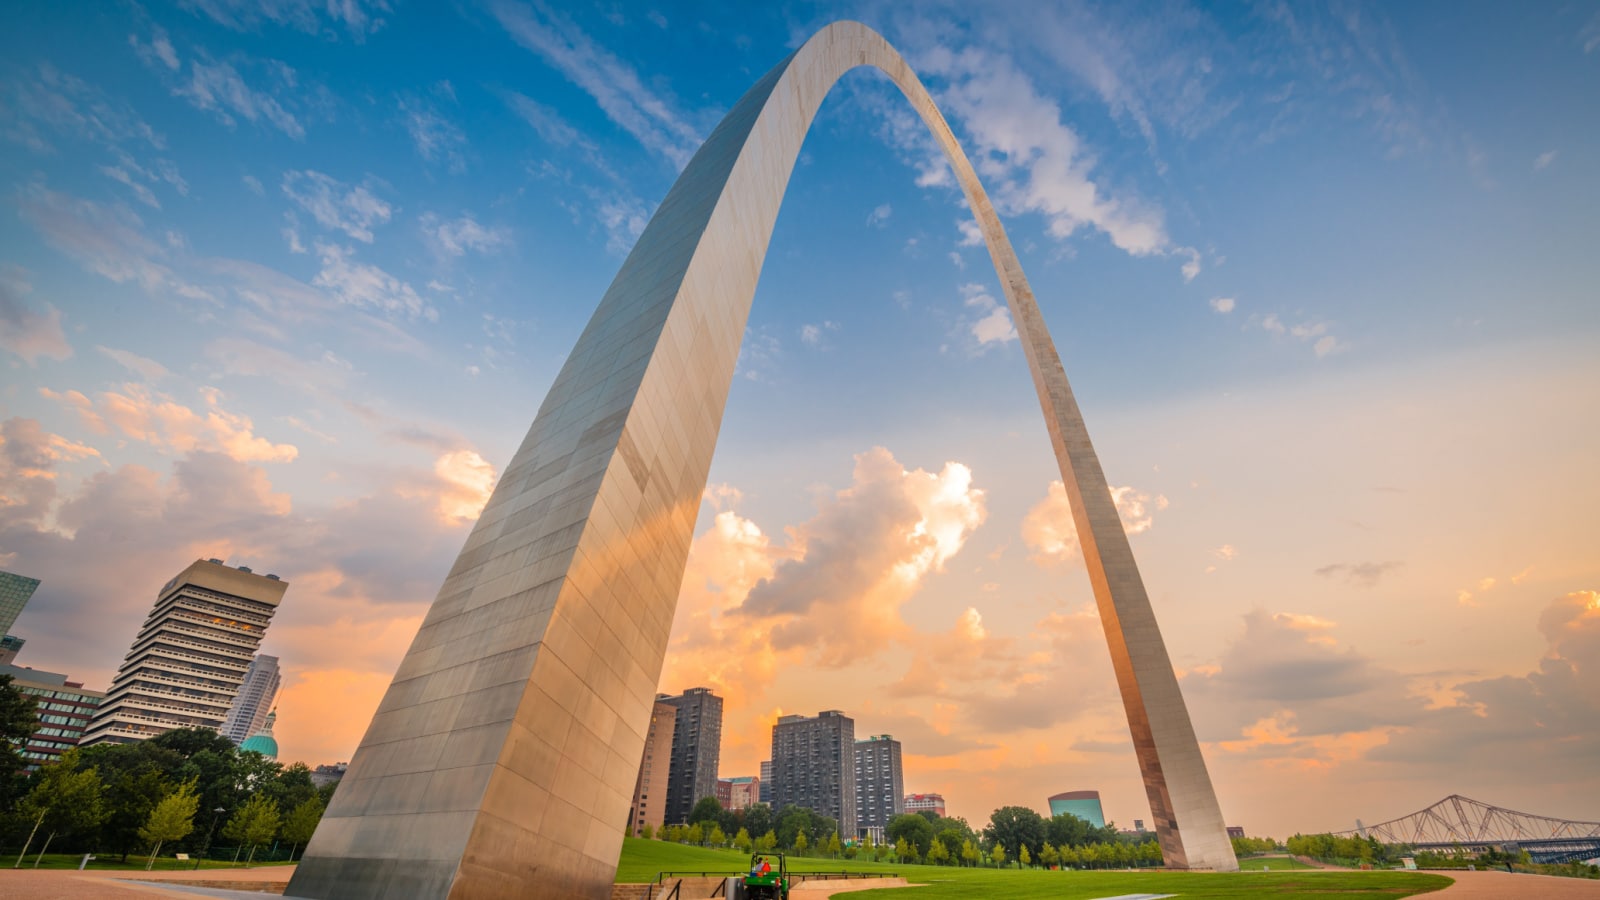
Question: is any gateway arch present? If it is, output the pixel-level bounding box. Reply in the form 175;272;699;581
288;20;1237;899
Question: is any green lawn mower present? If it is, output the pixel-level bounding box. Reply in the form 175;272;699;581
742;852;789;900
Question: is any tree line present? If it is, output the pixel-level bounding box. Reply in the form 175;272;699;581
644;797;1170;869
3;702;331;869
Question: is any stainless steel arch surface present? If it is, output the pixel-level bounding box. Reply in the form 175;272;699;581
287;20;1236;900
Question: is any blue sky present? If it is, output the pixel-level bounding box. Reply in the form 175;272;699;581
2;1;1597;837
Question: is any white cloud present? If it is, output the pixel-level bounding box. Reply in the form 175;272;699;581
799;321;838;347
1210;296;1236;314
16;181;212;303
730;446;989;664
174;57;305;139
282;171;392;243
1022;479;1167;565
867;203;893;228
921;46;1172;258
41;383;297;463
959;283;1016;346
98;165;161;208
1313;335;1347;357
241;174;265;195
0;266;72;365
1259;312;1346;357
399;96;467;172
1533;150;1558;171
182;0;391;41
488;0;701;167
130;26;180;71
956;218;983;247
420;213;510;258
3;64;164;153
96;346;169;381
1180;247;1202;282
312;243;433;321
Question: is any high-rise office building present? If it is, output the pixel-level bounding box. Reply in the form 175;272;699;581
759;760;772;805
904;793;945;817
771;709;856;838
0;570;41;660
1;662;104;768
854;734;904;840
82;559;287;746
1048;790;1106;827
221;654;281;744
627;700;677;837
660;687;722;825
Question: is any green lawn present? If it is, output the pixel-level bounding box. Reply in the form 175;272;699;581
616;839;1453;898
1238;854;1318;870
4;852;295;872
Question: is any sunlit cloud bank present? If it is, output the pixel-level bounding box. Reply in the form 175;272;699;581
0;413;492;765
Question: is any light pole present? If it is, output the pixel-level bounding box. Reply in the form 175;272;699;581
196;807;225;871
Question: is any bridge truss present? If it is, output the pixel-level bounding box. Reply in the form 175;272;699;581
1347;795;1600;864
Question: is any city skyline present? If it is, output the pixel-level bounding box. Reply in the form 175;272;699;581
1;1;1597;842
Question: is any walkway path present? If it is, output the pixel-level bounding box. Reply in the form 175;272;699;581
1432;869;1600;897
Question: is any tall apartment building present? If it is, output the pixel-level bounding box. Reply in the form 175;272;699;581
1;663;104;768
0;570;41;663
904;793;945;817
854;734;904;840
660;687;722;825
627;700;677;837
82;559;287;746
221;654;281;744
770;709;856;838
759;760;772;805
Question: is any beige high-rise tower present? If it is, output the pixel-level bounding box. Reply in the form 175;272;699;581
288;21;1235;900
83;559;287;747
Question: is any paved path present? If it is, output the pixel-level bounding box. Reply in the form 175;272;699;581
1432;869;1600;897
0;866;293;899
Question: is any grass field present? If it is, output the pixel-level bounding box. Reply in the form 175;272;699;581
617;839;1453;898
1238;854;1319;870
4;852;295;872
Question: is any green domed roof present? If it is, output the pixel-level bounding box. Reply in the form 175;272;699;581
240;708;278;760
240;732;278;758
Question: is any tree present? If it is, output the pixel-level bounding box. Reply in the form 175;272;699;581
689;795;723;825
15;751;108;867
827;831;842;858
139;780;200;870
894;836;911;863
0;675;39;810
280;795;325;861
985;806;1047;865
686;823;703;846
887;813;935;859
990;844;1006;868
1047;812;1094;849
743;804;773;843
1040;842;1059;868
961;839;980;868
927;837;950;866
735;827;752;852
221;793;281;866
641;823;654;840
1019;844;1031;869
758;830;777;852
1060;844;1080;868
793;830;809;854
709;825;726;847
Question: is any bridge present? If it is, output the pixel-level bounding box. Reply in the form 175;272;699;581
1344;795;1600;865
